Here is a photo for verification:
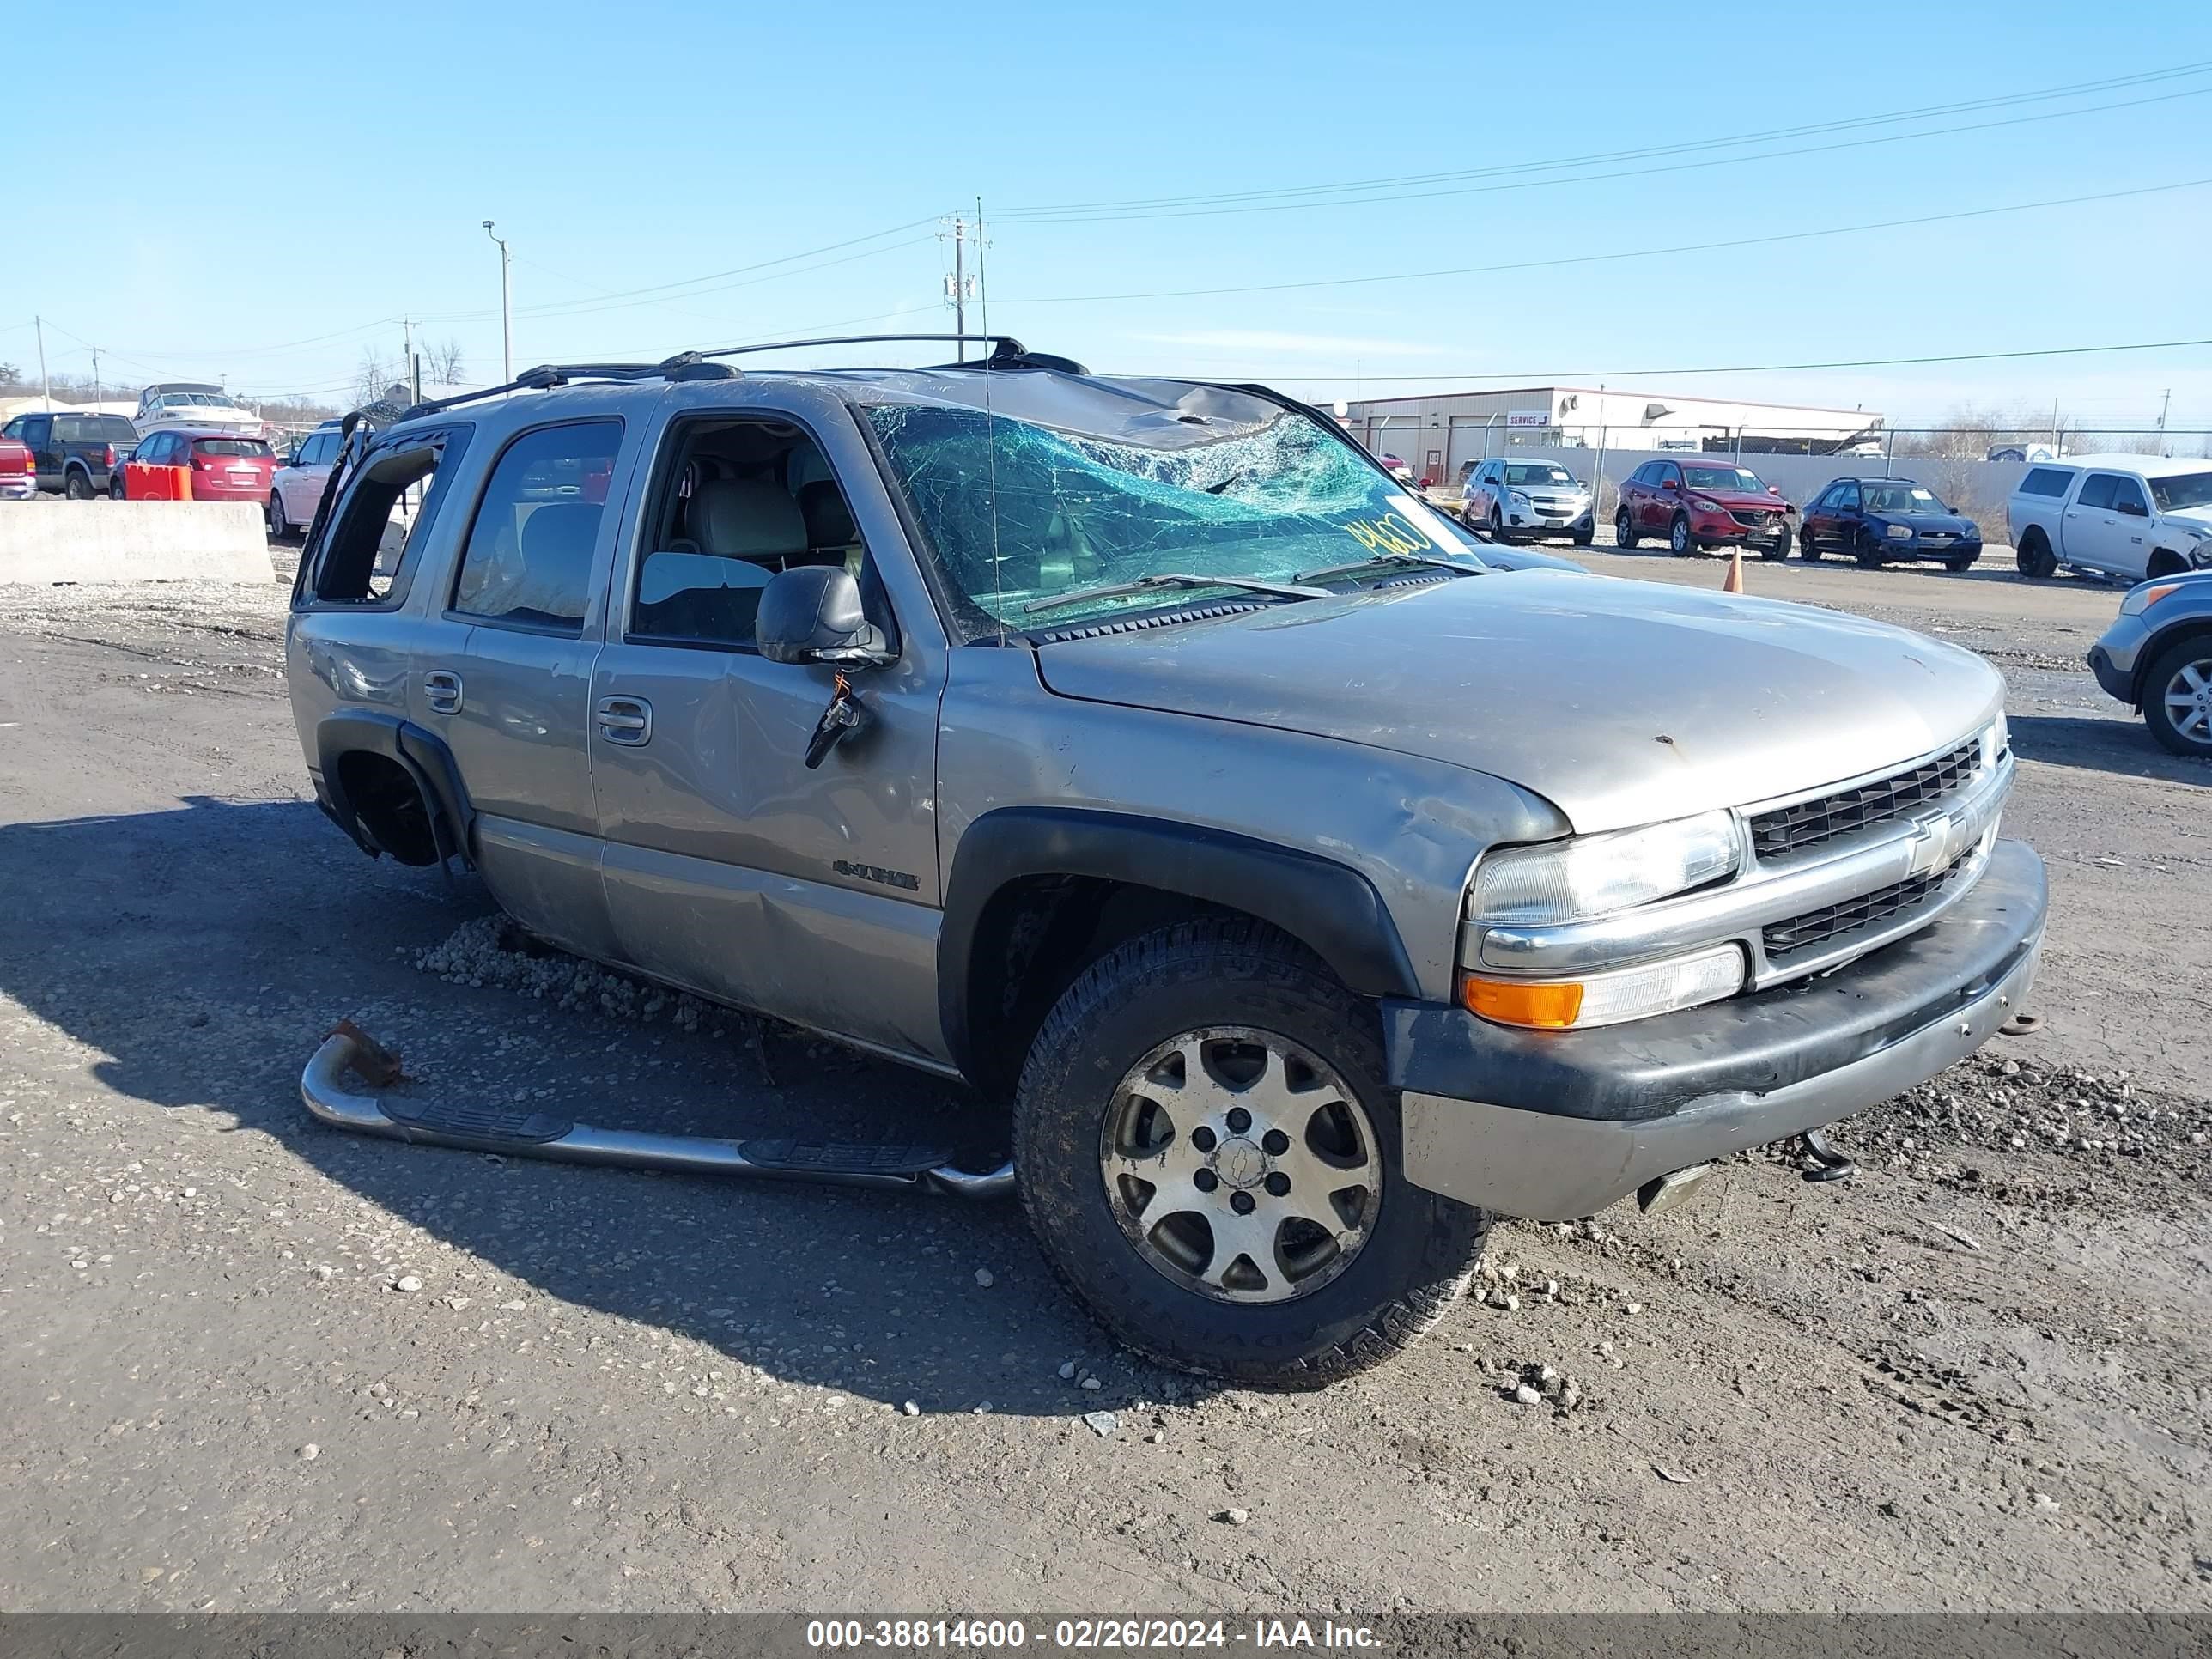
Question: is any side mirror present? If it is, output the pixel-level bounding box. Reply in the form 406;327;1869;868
757;565;892;667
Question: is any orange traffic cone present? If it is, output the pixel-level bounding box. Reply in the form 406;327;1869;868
1722;544;1744;593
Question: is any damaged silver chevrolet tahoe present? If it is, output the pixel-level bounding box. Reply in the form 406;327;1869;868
285;336;2046;1386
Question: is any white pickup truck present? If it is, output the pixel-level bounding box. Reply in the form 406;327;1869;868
2007;454;2212;581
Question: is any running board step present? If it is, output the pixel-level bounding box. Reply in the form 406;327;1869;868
737;1139;951;1178
300;1030;1012;1200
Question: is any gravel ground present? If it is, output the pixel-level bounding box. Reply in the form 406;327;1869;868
0;547;2206;1613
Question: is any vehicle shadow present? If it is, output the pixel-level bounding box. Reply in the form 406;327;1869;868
2007;713;2209;785
0;797;1201;1419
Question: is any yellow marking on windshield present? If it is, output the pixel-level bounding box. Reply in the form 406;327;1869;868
1340;513;1435;555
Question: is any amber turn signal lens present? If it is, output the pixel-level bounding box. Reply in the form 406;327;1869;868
1460;975;1584;1029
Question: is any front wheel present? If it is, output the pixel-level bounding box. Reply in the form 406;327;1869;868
1761;526;1792;561
1855;529;1887;568
268;489;290;540
1944;555;1976;573
1014;918;1488;1387
1614;507;1638;550
1571;520;1594;547
2145;638;2212;757
1669;514;1695;556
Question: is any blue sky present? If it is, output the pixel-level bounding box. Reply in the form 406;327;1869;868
8;0;2212;434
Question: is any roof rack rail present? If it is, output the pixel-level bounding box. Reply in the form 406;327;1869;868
397;362;665;422
690;332;1027;364
388;336;1088;424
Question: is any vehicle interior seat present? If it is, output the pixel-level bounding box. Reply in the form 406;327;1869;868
797;480;863;572
635;477;807;642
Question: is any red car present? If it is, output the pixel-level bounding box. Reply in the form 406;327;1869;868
120;428;278;505
0;435;33;500
1613;457;1796;559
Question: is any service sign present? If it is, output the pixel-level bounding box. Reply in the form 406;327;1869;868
1504;410;1550;430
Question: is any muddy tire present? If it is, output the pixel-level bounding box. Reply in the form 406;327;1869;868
2017;530;2058;580
1013;917;1487;1388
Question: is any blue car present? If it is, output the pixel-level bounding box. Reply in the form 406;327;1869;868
1801;476;1984;570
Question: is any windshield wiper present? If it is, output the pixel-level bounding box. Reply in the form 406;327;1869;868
1020;572;1331;617
1294;550;1486;584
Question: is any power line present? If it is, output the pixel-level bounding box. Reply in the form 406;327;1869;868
1133;337;2212;384
999;176;2212;305
413;218;945;325
997;81;2212;225
996;62;2212;217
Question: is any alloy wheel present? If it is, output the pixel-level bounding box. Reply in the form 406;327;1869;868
1099;1027;1382;1305
2161;656;2212;746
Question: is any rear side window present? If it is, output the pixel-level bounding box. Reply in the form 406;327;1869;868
2017;467;2074;498
194;438;272;459
451;420;623;632
2076;474;2118;510
301;427;470;606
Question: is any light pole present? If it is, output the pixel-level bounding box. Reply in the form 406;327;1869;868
482;220;513;382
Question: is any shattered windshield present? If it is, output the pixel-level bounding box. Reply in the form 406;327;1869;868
865;402;1477;632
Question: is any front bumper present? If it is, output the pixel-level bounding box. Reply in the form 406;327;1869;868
1387;837;2046;1219
2087;616;2148;704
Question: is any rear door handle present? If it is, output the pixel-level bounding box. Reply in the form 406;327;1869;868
596;695;653;746
422;670;464;714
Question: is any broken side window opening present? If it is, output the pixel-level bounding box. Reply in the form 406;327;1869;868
863;401;1475;635
307;434;463;605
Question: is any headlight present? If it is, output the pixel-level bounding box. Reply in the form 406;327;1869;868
1470;810;1741;926
1508;491;1530;506
1885;523;1913;539
2120;581;2182;616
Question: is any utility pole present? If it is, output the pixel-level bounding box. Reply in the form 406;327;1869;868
482;222;513;382
91;345;100;409
942;215;977;360
34;315;50;411
2156;387;2172;454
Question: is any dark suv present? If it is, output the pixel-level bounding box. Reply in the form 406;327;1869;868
1614;458;1796;558
0;410;139;499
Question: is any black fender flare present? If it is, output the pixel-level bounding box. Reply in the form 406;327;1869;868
2136;618;2212;705
314;712;473;865
937;806;1421;1081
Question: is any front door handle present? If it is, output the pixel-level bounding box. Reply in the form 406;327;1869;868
596;695;653;746
422;670;464;714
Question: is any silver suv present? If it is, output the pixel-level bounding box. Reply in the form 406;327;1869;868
286;339;2048;1384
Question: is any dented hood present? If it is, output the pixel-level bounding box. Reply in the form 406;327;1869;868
1033;570;2004;833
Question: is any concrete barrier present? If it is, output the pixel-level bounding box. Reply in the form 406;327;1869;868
0;502;274;586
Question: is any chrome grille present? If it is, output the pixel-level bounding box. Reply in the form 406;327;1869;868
1763;845;1979;959
1750;738;1982;860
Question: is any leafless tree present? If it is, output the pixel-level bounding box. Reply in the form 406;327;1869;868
354;349;400;410
426;338;466;386
0;362;20;387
